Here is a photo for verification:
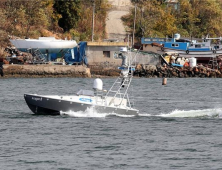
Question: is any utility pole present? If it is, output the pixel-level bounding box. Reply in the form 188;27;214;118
91;0;95;42
133;3;137;48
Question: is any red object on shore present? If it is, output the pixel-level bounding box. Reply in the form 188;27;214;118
184;62;189;67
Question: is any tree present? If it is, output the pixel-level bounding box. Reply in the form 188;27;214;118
125;0;169;38
126;0;222;39
70;0;110;41
154;10;177;36
53;0;81;32
177;0;222;37
196;0;222;37
0;0;54;38
19;0;51;37
176;0;200;37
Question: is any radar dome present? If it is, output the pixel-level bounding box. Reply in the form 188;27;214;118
93;78;103;91
120;47;127;52
174;33;181;40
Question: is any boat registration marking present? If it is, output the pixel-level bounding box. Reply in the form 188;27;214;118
32;97;42;101
79;98;92;103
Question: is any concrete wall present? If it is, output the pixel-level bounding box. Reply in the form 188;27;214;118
86;42;128;67
86;46;122;67
86;47;160;66
131;52;160;66
86;42;160;67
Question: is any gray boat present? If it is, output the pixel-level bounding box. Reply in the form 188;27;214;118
24;47;139;116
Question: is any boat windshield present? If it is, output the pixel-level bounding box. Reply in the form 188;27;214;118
76;89;94;96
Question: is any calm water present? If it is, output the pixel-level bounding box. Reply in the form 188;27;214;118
1;77;222;170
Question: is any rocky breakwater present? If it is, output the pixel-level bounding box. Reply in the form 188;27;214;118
134;64;222;78
2;64;91;78
89;65;121;77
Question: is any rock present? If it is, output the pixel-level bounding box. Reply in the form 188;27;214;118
136;64;143;71
132;63;222;78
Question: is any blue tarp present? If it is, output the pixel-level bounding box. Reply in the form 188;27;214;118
171;63;183;67
50;53;57;61
118;67;136;71
64;41;88;65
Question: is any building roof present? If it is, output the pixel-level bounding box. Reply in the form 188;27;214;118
87;42;128;47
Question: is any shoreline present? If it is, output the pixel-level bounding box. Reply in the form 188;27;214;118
1;64;222;78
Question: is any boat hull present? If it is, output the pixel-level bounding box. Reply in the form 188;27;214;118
164;48;222;57
24;94;139;116
10;39;77;54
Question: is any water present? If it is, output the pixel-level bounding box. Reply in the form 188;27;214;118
1;77;222;169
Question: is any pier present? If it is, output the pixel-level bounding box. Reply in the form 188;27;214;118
2;64;91;78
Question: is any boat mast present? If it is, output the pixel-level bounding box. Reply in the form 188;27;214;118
105;48;138;108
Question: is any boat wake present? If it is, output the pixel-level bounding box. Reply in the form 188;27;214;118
61;107;222;118
60;107;136;118
156;108;222;118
